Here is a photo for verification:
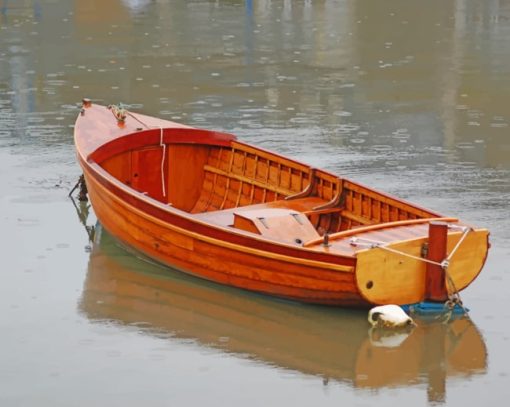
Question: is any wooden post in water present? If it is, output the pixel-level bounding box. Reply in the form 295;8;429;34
426;221;449;301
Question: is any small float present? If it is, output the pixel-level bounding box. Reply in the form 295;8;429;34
74;100;489;308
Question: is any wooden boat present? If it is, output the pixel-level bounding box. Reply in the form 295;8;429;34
80;226;487;402
74;99;490;308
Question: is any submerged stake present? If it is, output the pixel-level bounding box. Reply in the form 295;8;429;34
69;174;88;201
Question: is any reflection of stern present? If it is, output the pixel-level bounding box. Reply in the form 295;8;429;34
79;227;487;403
357;318;487;403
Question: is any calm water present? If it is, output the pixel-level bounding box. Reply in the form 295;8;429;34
1;1;509;406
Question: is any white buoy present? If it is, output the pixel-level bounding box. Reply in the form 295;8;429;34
368;304;415;328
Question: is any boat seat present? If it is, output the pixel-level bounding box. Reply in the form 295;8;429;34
232;208;320;244
192;196;330;228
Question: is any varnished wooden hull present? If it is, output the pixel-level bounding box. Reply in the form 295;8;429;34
74;101;490;307
82;161;363;306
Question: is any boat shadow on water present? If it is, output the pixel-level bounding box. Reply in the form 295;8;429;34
78;220;487;404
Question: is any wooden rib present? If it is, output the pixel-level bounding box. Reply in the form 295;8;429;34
367;196;372;219
262;159;270;204
321;214;332;234
277;163;282;190
375;200;381;222
219;179;230;210
355;192;362;216
248;155;258;204
348;190;353;211
331;212;341;233
303;217;459;247
249;184;256;205
234;151;248;207
201;147;223;212
351;192;359;216
264;159;271;184
392;207;399;221
219;147;236;210
285;168;317;200
234;182;244;207
317;177;323;199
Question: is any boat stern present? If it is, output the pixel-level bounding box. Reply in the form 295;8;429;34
354;225;490;306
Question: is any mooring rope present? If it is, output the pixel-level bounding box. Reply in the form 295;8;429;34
126;111;150;129
159;125;167;198
350;236;444;267
349;225;471;269
444;226;471;264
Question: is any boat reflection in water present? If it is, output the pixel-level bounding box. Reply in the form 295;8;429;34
79;225;487;404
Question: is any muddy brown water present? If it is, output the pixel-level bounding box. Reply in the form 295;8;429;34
1;1;509;406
